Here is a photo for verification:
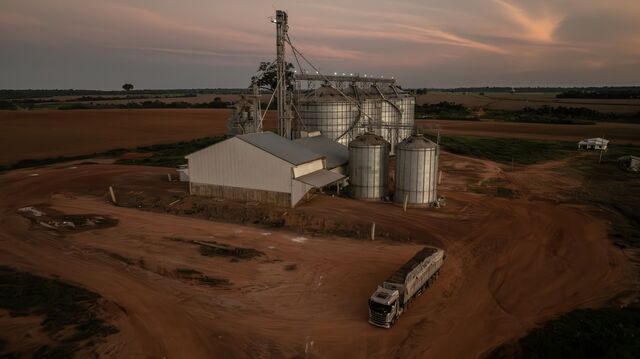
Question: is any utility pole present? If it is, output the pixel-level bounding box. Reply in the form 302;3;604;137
598;135;605;163
274;10;291;139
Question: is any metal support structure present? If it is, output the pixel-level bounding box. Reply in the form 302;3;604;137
275;10;292;139
271;10;414;145
252;79;262;132
293;73;396;85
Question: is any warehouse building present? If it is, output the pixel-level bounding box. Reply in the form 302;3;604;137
294;132;349;175
185;132;345;207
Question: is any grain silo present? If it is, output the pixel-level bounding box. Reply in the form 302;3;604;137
395;87;415;142
298;84;358;145
348;132;390;200
394;135;439;207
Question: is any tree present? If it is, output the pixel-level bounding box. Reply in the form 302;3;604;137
253;61;295;92
122;83;134;93
122;83;134;109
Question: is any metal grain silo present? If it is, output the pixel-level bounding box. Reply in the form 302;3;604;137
358;97;382;134
348;132;390;200
394;135;439;207
298;84;357;145
398;94;415;142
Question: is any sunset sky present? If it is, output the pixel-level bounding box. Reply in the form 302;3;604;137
2;0;639;89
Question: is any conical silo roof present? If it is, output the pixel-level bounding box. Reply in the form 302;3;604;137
397;135;437;150
349;132;390;148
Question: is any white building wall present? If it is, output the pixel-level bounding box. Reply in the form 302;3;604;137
291;179;314;207
292;159;324;178
187;137;292;193
330;165;346;176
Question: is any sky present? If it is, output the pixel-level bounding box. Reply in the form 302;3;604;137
1;0;639;89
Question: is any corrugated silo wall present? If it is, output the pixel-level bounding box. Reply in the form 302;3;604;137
298;101;356;146
394;146;438;206
349;144;389;200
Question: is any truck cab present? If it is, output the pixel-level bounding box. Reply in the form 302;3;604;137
368;286;400;328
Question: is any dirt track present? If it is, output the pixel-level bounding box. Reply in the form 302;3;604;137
0;152;634;358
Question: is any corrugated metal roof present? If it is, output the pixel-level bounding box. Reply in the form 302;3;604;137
294;136;348;169
237;132;323;165
295;169;345;187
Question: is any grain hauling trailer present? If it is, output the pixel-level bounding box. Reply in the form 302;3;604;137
368;247;445;328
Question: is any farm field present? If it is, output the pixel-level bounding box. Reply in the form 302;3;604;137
10;91;640;114
0;109;275;165
2;108;640;167
416;92;640;113
0;149;635;358
26;93;268;107
417;119;640;145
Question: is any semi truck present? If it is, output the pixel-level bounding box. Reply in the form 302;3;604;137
368;246;445;328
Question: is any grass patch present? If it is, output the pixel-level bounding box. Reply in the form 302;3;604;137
565;145;640;248
174;268;229;287
116;136;226;168
485;106;604;125
284;264;298;271
416;101;478;120
496;186;515;198
175;268;201;276
198;276;230;287
197;241;264;260
0;266;117;358
426;134;575;165
0;136;226;171
0;149;126;172
488;308;640;359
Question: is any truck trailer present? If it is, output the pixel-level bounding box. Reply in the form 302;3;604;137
368;247;445;328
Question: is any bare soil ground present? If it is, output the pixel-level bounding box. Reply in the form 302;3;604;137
417;119;640;145
0;109;276;165
0;151;635;358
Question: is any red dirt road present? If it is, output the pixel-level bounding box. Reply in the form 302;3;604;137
0;153;634;358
